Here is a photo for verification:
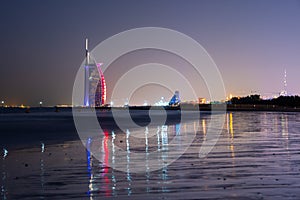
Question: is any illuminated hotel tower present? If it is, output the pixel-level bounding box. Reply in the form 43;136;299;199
84;39;106;107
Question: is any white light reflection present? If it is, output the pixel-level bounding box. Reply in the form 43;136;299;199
126;129;132;196
1;148;7;199
40;146;45;196
41;142;45;153
111;131;117;196
281;114;289;138
145;126;150;193
157;126;161;151
161;125;168;146
160;125;169;193
3;149;8;159
86;138;95;199
1;168;7;200
281;114;289;150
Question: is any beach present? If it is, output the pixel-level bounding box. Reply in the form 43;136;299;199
1;110;300;199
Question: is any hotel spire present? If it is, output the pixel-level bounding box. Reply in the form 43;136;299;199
85;38;90;64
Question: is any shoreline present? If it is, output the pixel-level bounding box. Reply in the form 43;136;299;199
1;104;300;114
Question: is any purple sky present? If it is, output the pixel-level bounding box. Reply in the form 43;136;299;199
0;0;300;106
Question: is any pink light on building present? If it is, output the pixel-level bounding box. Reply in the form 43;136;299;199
97;63;107;106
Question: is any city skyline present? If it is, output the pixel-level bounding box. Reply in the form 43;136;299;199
1;0;300;106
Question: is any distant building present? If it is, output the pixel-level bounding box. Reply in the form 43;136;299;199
198;98;206;104
84;39;106;107
154;97;169;106
280;69;287;96
169;91;180;106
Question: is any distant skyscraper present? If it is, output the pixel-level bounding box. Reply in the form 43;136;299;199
280;69;287;96
84;39;106;107
169;91;180;105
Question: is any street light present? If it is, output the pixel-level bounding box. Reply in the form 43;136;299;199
1;101;4;107
39;101;43;107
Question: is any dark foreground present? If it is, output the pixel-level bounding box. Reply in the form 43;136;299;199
1;110;300;199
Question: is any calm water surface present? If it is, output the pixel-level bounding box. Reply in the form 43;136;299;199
1;111;300;199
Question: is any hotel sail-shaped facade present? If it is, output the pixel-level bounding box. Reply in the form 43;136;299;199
84;39;106;107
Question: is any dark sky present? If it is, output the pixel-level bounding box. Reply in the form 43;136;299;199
1;0;300;106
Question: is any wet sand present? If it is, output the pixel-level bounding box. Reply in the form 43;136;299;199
1;111;300;199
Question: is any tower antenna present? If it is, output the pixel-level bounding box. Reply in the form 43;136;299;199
85;38;89;64
284;68;287;95
280;68;287;96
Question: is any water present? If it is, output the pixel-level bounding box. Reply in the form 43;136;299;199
1;111;300;199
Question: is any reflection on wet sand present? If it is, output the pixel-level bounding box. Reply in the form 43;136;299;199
226;113;236;177
84;112;297;198
40;143;45;198
1;150;7;200
86;123;178;198
228;113;235;159
281;114;288;137
2;112;300;199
